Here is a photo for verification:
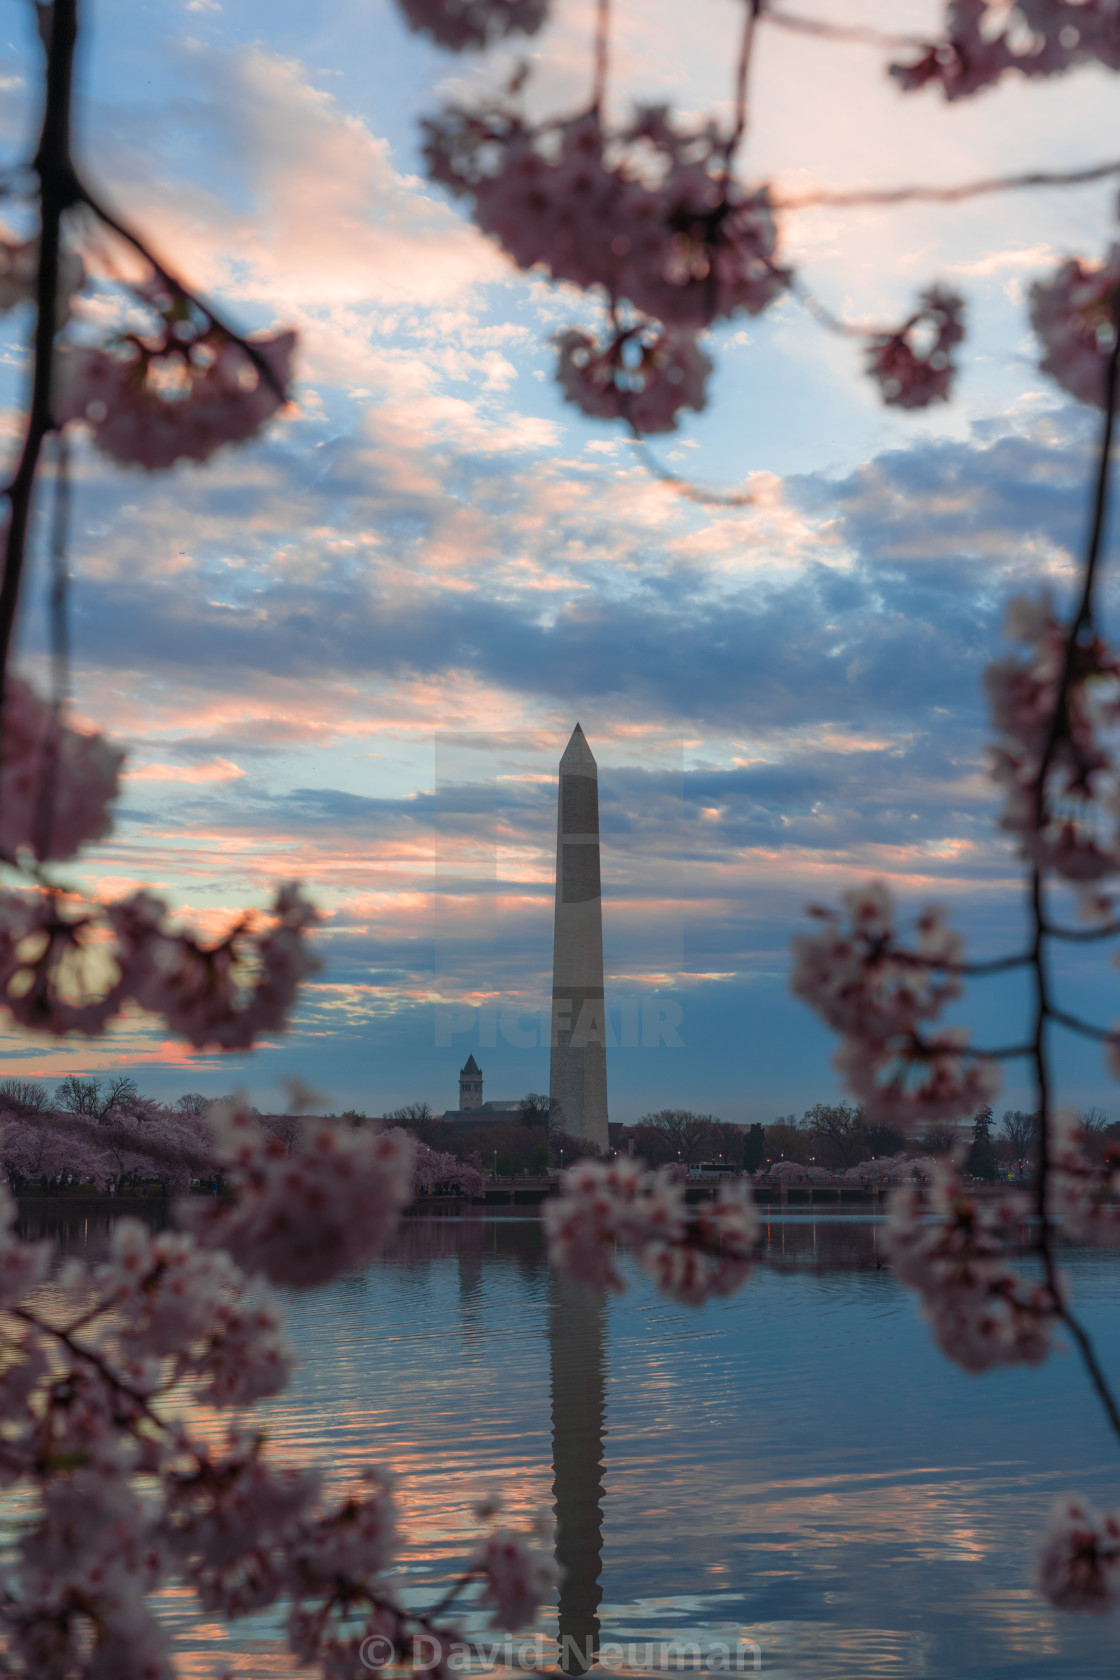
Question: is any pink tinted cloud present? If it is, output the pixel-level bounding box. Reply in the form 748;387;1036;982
100;44;509;313
128;757;245;784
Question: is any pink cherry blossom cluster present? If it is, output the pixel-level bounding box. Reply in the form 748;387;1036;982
886;1158;1058;1371
0;228;84;317
891;0;1120;100
474;1523;560;1628
0;1131;559;1676
1030;245;1120;410
0;673;123;863
425;104;790;331
110;880;322;1049
985;594;1120;884
555;323;712;432
54;280;295;470
0;233;38;311
413;1140;488;1198
1037;1495;1120;1612
423;99;791;432
865;287;966;409
1048;1110;1120;1242
0;880;320;1045
790;882;997;1127
93;1215;293;1399
0;1101;209;1192
395;0;549;49
183;1104;416;1288
543;1156;757;1303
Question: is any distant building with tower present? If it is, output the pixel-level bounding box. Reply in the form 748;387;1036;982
441;1054;522;1125
459;1054;483;1111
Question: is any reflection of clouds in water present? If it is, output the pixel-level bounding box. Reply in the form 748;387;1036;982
14;1210;1120;1677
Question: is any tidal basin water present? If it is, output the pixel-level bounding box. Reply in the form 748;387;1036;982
24;1210;1120;1678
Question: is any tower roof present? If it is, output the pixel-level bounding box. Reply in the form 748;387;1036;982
460;1054;481;1075
560;722;597;773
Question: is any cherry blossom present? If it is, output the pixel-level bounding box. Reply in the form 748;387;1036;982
0;673;123;863
0;1129;531;1675
427;109;626;297
11;1469;172;1680
836;1025;1000;1130
641;1189;757;1307
1030;245;1120;410
109;881;322;1050
0;883;319;1045
55;282;295;470
891;0;1120;100
91;1219;293;1405
791;883;996;1125
413;1141;487;1198
886;1159;1058;1371
424;102;790;330
164;1437;320;1616
0;234;36;311
865;287;965;409
543;1156;682;1290
555;323;712;432
1048;1110;1120;1245
0;890;128;1036
0;1102;214;1195
842;1155;916;1184
474;1527;559;1629
985;594;1120;881
622;173;790;330
286;1468;399;1593
0;231;84;317
182;1107;415;1289
791;882;964;1044
1037;1495;1120;1612
395;0;549;49
95;1220;244;1358
544;1158;757;1303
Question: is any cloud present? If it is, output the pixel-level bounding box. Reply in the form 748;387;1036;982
6;9;1116;1113
87;44;510;315
128;757;245;784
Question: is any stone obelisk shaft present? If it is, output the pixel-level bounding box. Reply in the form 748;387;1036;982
549;724;609;1150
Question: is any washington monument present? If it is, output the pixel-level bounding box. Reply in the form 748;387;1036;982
549;724;609;1151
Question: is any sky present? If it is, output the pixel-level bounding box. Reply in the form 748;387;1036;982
1;0;1119;1121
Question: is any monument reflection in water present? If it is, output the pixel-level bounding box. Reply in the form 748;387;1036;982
549;1272;607;1677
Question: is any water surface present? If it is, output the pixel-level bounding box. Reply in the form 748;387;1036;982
22;1211;1120;1679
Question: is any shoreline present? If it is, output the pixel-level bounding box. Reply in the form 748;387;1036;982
9;1180;1032;1220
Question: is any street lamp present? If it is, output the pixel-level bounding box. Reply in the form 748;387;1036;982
493;1149;498;1180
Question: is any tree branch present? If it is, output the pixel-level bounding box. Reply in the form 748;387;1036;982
762;6;925;50
1023;291;1120;1451
1047;1007;1119;1045
726;0;763;165
625;424;758;506
74;178;285;402
10;1304;168;1435
1042;918;1120;943
0;0;81;686
590;0;610;115
774;158;1120;212
969;1042;1034;1060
